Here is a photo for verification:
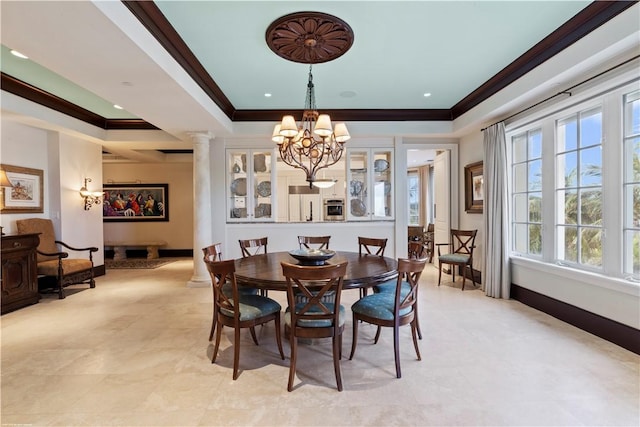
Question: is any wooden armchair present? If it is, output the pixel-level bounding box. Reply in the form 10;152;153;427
436;229;477;290
16;218;98;299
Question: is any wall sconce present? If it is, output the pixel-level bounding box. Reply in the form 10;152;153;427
79;178;103;210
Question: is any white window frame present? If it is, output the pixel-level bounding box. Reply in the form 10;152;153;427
623;90;640;281
506;75;640;287
511;128;543;258
555;105;604;271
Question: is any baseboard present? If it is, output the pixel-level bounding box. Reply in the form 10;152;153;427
463;266;482;284
94;264;106;277
160;249;193;257
511;284;640;355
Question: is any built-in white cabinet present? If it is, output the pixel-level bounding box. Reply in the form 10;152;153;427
227;149;275;222
346;149;393;221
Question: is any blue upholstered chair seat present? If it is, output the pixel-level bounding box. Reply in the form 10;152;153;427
351;293;412;321
221;282;259;297
438;253;470;263
220;295;281;321
285;304;346;328
372;279;411;297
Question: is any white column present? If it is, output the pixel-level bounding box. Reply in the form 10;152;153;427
187;131;213;287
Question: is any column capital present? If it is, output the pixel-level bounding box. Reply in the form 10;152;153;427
187;131;215;143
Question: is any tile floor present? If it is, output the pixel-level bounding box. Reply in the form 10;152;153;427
1;259;638;426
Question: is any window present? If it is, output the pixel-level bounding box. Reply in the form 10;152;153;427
623;90;640;280
511;129;542;256
508;78;639;284
408;170;419;225
556;107;603;269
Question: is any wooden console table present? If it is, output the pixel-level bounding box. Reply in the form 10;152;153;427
1;233;40;314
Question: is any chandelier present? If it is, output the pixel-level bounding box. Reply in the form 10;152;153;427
266;12;354;188
271;65;350;187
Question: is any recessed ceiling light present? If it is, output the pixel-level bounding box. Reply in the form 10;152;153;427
10;50;28;59
264;93;272;97
423;93;432;97
113;104;123;110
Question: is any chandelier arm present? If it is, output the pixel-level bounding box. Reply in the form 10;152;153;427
279;142;312;178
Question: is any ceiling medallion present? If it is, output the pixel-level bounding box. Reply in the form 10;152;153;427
265;11;354;64
267;11;354;188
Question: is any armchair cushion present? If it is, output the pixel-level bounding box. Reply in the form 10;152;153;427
37;259;93;277
351;293;412;321
439;253;471;264
285;304;346;328
219;294;281;321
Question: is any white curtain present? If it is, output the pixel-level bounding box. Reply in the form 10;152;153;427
483;122;511;298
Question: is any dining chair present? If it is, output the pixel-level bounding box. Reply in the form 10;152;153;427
407;241;429;260
239;237;268;257
408;226;424;243
358;236;387;257
372;242;425;340
297;235;331;250
205;258;284;380
424;223;435;263
349;257;427;378
281;261;348;392
239;237;269;296
357;236;387;297
435;229;478;290
202;243;258;341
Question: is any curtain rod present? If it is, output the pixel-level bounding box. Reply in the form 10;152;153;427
481;54;640;132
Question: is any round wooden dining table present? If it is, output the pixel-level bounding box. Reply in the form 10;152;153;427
234;251;398;291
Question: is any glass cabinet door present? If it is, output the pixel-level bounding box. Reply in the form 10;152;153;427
346;149;393;220
371;150;393;220
347;150;369;220
252;151;273;221
227;150;274;222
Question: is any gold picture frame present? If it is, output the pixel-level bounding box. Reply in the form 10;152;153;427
0;164;44;213
464;161;483;214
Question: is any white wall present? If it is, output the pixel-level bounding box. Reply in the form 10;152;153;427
102;161;193;250
458;131;484;272
0;119;50;232
0;119;105;266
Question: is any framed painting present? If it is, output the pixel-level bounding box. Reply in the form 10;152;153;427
0;164;44;213
103;183;169;222
464;161;483;214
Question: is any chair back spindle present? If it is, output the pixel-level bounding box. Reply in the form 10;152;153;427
298;236;331;250
239;237;268;257
358;237;387;257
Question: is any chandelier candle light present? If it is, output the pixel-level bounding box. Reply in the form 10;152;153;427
266;11;355;188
